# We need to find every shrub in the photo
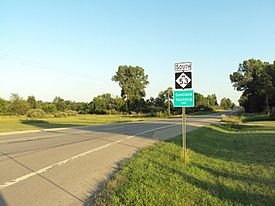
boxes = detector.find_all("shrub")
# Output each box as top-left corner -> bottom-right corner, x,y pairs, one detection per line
106,109 -> 120,115
145,112 -> 157,117
54,111 -> 68,118
221,115 -> 241,123
242,114 -> 274,122
26,108 -> 46,118
156,111 -> 168,117
65,110 -> 78,116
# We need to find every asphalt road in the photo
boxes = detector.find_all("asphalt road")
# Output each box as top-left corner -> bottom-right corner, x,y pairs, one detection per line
0,114 -> 221,206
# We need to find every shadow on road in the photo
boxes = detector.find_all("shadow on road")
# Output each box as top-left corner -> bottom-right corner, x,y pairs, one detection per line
20,120 -> 83,129
0,117 -> 219,164
0,152 -> 84,205
0,194 -> 8,206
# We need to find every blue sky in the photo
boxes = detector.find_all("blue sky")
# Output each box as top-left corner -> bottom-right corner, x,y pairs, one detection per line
1,0 -> 275,104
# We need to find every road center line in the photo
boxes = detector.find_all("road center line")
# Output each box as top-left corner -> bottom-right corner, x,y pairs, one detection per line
0,123 -> 180,190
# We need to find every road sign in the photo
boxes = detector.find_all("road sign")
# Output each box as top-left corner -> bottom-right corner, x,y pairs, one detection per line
175,62 -> 192,72
175,72 -> 192,89
174,62 -> 192,90
173,61 -> 195,164
173,61 -> 194,108
173,90 -> 194,107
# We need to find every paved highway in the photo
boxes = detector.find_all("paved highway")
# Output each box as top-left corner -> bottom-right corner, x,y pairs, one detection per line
0,114 -> 220,206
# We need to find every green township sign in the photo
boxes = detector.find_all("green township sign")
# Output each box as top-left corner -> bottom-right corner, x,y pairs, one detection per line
173,90 -> 194,107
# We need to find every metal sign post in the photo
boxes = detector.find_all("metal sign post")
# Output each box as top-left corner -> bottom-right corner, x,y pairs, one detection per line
173,62 -> 194,164
182,107 -> 187,162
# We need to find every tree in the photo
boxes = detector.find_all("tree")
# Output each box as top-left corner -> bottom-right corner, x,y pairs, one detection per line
114,96 -> 125,112
230,59 -> 275,113
0,98 -> 8,114
112,65 -> 149,113
207,94 -> 218,107
8,93 -> 29,115
27,95 -> 37,109
41,103 -> 57,113
266,62 -> 275,109
93,93 -> 115,114
53,96 -> 67,111
195,93 -> 208,107
158,87 -> 173,115
261,63 -> 275,114
220,98 -> 233,110
70,102 -> 91,114
192,92 -> 214,112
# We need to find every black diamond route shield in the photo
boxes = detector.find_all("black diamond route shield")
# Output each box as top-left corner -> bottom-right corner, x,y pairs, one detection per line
175,72 -> 192,89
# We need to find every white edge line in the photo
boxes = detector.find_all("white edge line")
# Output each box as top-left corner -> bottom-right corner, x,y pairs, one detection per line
0,123 -> 180,190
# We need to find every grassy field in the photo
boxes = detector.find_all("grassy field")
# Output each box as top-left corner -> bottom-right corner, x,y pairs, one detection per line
93,123 -> 275,206
0,114 -> 166,133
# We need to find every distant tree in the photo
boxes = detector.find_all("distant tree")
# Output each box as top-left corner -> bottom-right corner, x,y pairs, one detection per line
230,59 -> 275,113
261,63 -> 275,114
114,96 -> 125,112
265,62 -> 275,110
112,65 -> 149,113
41,103 -> 57,114
72,102 -> 91,114
220,98 -> 233,110
207,94 -> 218,106
53,96 -> 67,111
195,93 -> 208,107
142,97 -> 162,114
158,87 -> 173,115
93,93 -> 115,114
8,93 -> 29,115
154,94 -> 165,108
0,98 -> 8,114
27,95 -> 37,109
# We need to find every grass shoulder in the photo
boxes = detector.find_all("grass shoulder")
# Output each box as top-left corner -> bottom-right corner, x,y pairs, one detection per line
92,123 -> 275,206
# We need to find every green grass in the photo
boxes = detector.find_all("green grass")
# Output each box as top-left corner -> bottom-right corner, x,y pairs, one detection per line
93,124 -> 275,206
221,113 -> 275,125
187,110 -> 218,115
242,114 -> 275,122
0,114 -> 167,133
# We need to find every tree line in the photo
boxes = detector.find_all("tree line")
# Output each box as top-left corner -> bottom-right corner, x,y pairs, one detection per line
0,65 -> 234,117
230,59 -> 275,114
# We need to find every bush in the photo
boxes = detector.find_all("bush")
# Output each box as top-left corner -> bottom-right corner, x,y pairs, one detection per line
242,114 -> 274,122
65,110 -> 78,116
145,112 -> 157,117
94,109 -> 107,114
26,109 -> 46,118
221,115 -> 241,124
54,111 -> 68,118
157,111 -> 168,117
53,110 -> 78,118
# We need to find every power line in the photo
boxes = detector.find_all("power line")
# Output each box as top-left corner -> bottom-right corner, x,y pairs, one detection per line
0,52 -> 110,86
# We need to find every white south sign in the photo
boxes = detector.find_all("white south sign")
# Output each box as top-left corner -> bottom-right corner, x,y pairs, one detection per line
174,62 -> 192,90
